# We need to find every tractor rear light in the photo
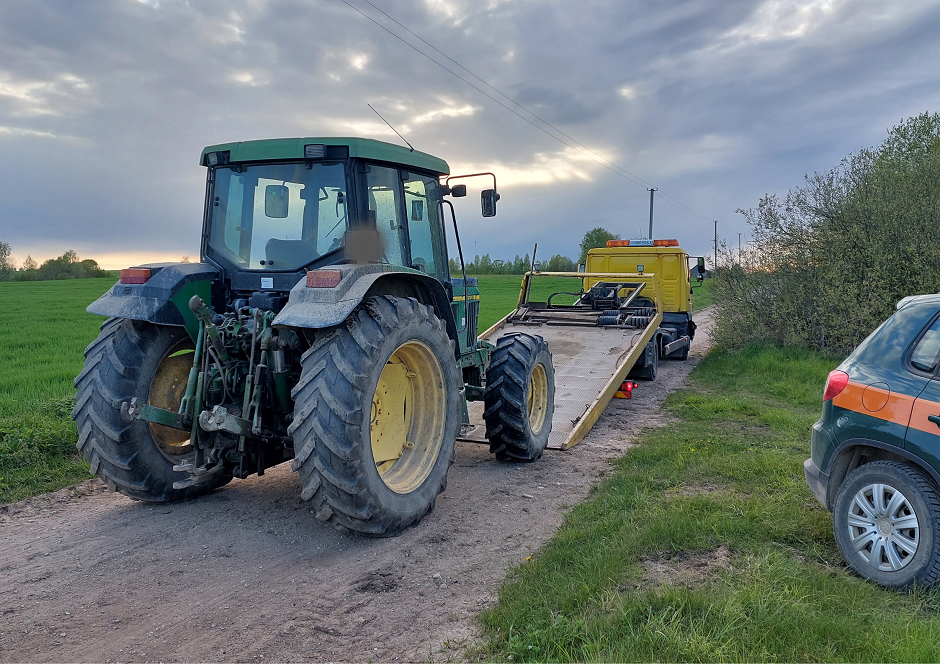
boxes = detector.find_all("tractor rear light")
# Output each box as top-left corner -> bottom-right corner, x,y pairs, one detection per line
120,268 -> 151,284
306,269 -> 342,288
823,370 -> 849,401
204,150 -> 230,167
304,144 -> 326,159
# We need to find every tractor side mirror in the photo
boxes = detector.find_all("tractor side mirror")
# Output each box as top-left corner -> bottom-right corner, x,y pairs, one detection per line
450,184 -> 467,197
265,185 -> 289,218
481,189 -> 500,217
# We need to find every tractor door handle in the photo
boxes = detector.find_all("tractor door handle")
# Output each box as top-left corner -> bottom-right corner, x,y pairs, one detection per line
928,415 -> 940,428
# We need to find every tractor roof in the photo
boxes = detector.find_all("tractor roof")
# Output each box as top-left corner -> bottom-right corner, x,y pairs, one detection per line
199,137 -> 450,175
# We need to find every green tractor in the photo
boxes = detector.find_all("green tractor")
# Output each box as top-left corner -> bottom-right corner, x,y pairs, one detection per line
72,137 -> 555,536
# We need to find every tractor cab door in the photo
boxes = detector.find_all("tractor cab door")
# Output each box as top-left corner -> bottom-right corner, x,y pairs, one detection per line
361,164 -> 448,284
402,171 -> 447,283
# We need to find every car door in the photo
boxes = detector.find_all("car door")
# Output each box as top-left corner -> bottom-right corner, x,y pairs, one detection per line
904,316 -> 940,477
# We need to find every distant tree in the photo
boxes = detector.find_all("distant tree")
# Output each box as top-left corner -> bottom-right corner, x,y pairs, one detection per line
0,241 -> 13,281
181,256 -> 190,263
35,250 -> 110,281
544,254 -> 577,272
22,255 -> 37,270
579,227 -> 619,264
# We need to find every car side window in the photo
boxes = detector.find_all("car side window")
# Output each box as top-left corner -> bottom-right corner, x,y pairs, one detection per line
910,317 -> 940,374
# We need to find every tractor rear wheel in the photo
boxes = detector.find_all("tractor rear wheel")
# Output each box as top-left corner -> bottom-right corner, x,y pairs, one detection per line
289,296 -> 460,536
72,318 -> 230,501
483,333 -> 555,462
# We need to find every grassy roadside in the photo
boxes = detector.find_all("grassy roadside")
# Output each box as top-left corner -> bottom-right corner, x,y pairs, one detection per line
0,279 -> 111,503
480,344 -> 940,662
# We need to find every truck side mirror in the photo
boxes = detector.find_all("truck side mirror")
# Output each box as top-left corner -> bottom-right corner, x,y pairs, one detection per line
481,189 -> 500,217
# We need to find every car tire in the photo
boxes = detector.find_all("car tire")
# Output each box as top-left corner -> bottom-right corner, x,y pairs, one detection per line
833,461 -> 940,589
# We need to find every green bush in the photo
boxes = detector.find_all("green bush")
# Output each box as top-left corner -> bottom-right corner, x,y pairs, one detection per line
714,113 -> 940,354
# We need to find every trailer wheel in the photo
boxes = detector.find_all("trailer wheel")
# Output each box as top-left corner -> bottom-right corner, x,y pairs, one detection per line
289,296 -> 460,537
72,318 -> 230,501
484,333 -> 555,462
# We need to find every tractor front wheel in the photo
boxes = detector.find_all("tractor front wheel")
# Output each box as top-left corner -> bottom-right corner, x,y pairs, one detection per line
289,296 -> 460,536
72,318 -> 230,501
483,333 -> 555,462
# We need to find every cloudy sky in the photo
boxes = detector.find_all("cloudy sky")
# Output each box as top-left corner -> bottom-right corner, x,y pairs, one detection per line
0,0 -> 937,269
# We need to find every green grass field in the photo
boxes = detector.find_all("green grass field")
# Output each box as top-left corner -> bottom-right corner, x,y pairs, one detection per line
0,279 -> 112,502
480,343 -> 940,662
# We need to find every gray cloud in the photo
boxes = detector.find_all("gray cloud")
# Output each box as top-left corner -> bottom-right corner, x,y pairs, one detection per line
0,0 -> 936,267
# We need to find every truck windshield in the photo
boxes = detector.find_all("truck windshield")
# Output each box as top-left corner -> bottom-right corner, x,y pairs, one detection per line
207,162 -> 347,271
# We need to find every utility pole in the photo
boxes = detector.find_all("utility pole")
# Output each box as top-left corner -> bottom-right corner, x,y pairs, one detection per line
713,220 -> 718,269
647,188 -> 657,239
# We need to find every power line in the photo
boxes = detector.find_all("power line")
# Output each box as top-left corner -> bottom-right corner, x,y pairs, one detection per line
340,0 -> 717,224
338,0 -> 648,188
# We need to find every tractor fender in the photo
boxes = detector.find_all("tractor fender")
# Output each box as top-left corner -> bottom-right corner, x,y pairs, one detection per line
273,264 -> 460,358
87,263 -> 218,340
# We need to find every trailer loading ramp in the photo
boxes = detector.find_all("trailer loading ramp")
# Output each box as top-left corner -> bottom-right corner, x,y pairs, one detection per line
458,272 -> 662,451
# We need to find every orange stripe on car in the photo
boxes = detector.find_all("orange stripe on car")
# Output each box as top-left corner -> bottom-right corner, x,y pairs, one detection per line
832,381 -> 917,427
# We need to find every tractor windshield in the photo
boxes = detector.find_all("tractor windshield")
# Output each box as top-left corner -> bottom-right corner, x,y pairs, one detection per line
207,162 -> 348,271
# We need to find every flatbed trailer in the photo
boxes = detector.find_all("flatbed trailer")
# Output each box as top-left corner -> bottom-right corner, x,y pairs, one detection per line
458,271 -> 662,450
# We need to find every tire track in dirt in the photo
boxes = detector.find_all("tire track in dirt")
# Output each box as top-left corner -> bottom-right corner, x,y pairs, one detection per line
0,309 -> 713,663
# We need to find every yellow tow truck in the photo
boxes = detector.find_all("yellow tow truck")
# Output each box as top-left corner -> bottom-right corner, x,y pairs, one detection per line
458,238 -> 704,451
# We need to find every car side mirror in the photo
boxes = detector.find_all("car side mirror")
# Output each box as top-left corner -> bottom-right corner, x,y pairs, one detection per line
481,189 -> 500,217
265,185 -> 289,218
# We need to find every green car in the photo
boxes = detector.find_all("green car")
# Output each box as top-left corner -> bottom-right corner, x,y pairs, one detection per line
805,294 -> 940,589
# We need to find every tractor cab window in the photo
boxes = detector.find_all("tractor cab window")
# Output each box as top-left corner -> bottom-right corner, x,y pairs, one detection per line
207,162 -> 347,270
403,172 -> 445,281
364,165 -> 406,266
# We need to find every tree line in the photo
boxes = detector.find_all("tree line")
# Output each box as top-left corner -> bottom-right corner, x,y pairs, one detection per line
713,112 -> 940,355
0,243 -> 111,282
449,227 -> 620,275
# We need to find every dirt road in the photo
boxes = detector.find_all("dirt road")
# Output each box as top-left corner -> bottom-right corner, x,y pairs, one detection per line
0,310 -> 713,663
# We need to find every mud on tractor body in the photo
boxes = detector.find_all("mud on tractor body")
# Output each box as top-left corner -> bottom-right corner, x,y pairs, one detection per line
73,137 -> 555,537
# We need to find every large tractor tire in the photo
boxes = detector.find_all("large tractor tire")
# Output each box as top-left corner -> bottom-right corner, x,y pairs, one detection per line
483,333 -> 555,462
289,296 -> 461,537
72,318 -> 230,501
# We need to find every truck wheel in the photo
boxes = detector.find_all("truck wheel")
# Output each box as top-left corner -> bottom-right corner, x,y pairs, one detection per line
72,318 -> 230,501
483,333 -> 555,462
833,461 -> 940,589
633,339 -> 659,380
289,296 -> 460,537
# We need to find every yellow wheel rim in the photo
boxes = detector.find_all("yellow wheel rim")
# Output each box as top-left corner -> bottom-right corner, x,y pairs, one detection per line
370,340 -> 446,494
527,363 -> 548,434
148,341 -> 194,458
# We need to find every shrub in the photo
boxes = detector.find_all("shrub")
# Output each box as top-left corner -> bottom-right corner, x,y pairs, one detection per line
714,113 -> 940,355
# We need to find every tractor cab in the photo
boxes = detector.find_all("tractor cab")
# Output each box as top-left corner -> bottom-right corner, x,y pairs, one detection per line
199,138 -> 456,303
